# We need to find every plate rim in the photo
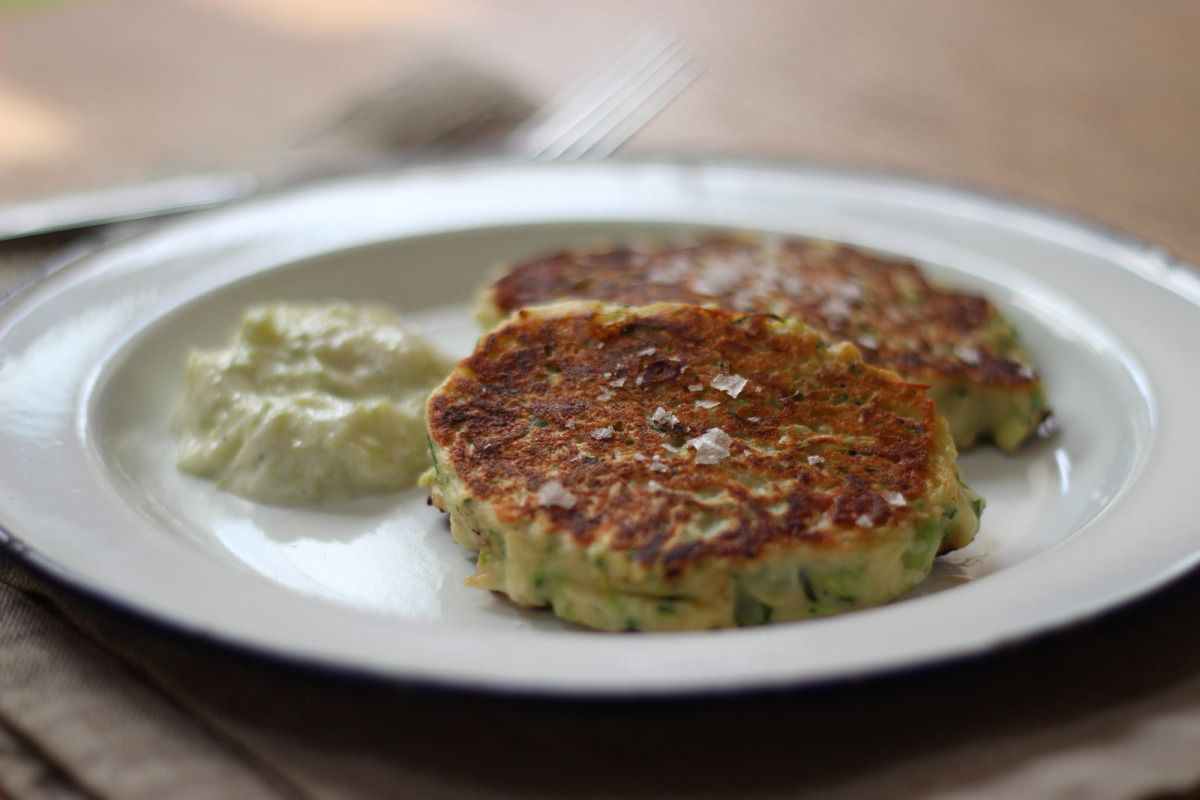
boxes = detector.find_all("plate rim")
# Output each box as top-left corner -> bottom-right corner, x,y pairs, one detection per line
2,155 -> 1198,697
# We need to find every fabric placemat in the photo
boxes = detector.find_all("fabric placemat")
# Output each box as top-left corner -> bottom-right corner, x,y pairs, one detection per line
8,546 -> 1200,800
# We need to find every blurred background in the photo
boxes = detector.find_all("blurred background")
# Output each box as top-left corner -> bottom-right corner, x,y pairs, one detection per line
3,0 -> 1200,258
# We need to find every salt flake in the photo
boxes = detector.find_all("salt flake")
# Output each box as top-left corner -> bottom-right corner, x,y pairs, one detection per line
691,258 -> 745,296
638,347 -> 657,356
687,428 -> 732,465
954,344 -> 982,365
820,298 -> 852,322
647,255 -> 691,285
687,383 -> 704,392
807,455 -> 825,466
694,399 -> 720,409
855,513 -> 874,528
537,480 -> 576,510
652,406 -> 680,428
834,282 -> 864,303
711,374 -> 748,398
591,427 -> 613,440
881,490 -> 907,507
779,274 -> 806,296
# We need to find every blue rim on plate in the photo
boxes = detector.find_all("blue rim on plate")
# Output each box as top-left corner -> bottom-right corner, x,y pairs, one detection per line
0,158 -> 1196,696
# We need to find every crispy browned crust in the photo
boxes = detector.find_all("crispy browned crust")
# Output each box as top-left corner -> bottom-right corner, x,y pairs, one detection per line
427,303 -> 948,571
485,236 -> 1042,392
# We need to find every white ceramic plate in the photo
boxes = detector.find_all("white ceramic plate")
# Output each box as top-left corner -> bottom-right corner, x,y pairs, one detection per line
2,159 -> 1198,696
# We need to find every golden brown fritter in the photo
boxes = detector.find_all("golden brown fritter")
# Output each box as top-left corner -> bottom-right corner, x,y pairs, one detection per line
476,236 -> 1050,451
425,302 -> 982,631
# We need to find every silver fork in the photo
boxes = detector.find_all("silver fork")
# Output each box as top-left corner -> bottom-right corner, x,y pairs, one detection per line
507,28 -> 701,162
0,32 -> 700,242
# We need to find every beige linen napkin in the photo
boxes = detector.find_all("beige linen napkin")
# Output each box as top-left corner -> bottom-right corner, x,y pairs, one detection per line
6,57 -> 1200,800
9,547 -> 1200,800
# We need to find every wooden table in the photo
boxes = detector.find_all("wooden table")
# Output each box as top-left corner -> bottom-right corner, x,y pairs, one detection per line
5,0 -> 1200,263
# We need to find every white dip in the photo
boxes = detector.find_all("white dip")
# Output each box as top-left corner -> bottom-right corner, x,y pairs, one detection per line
173,302 -> 455,505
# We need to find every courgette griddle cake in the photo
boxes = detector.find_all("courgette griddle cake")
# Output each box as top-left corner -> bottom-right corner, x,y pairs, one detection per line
476,237 -> 1049,452
424,302 -> 982,631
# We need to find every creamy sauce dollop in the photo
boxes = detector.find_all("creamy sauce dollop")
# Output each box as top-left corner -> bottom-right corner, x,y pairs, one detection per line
173,302 -> 454,505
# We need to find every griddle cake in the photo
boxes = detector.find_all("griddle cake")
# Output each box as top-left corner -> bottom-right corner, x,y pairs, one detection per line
476,236 -> 1049,451
424,302 -> 982,631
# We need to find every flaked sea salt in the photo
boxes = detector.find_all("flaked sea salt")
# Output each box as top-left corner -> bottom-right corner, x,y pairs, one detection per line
598,387 -> 613,401
646,480 -> 662,491
691,259 -> 745,296
711,373 -> 748,398
779,274 -> 806,296
881,490 -> 907,507
807,455 -> 824,466
646,255 -> 691,285
820,298 -> 852,322
649,461 -> 670,473
638,347 -> 657,356
609,377 -> 626,388
855,513 -> 874,528
687,428 -> 732,465
834,282 -> 864,303
591,426 -> 614,440
694,399 -> 720,409
730,292 -> 761,313
687,383 -> 704,392
954,344 -> 982,365
537,480 -> 576,510
652,406 -> 680,428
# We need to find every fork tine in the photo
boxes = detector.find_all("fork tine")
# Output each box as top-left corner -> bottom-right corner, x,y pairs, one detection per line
555,50 -> 701,161
506,28 -> 699,161
533,41 -> 691,162
513,28 -> 676,143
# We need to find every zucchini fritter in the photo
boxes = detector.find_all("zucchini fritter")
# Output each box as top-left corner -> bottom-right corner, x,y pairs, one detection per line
476,237 -> 1049,451
424,302 -> 982,631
